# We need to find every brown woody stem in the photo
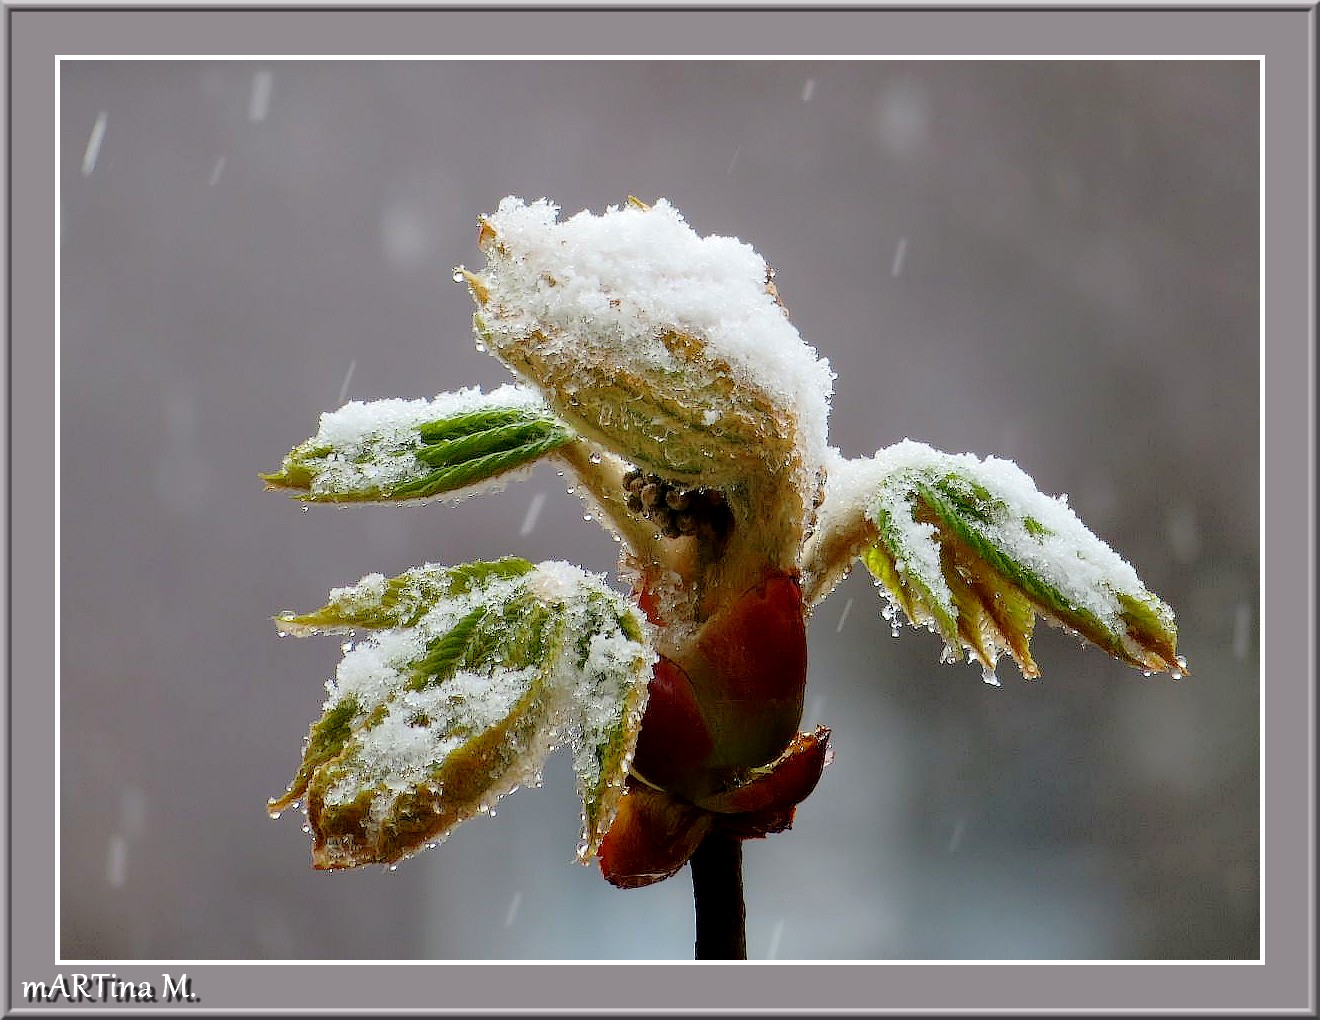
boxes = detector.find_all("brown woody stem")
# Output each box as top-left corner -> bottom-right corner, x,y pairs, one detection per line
689,831 -> 747,959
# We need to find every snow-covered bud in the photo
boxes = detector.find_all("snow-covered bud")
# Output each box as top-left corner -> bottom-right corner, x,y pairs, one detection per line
458,198 -> 835,499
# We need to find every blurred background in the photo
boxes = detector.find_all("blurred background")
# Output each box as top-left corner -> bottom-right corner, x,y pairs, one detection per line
59,59 -> 1258,960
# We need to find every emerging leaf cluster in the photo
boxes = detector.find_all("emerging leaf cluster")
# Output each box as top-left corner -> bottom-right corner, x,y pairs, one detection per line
264,197 -> 1185,879
269,558 -> 652,869
845,446 -> 1181,680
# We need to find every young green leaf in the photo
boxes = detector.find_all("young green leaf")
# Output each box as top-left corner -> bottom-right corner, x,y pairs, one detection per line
260,384 -> 574,504
551,573 -> 654,858
273,558 -> 536,635
268,559 -> 654,869
808,441 -> 1183,679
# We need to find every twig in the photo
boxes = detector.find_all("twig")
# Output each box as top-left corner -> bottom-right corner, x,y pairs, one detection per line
689,831 -> 747,959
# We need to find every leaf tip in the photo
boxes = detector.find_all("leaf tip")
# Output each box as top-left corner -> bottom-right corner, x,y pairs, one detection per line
267,791 -> 296,817
476,215 -> 498,250
456,266 -> 489,305
271,612 -> 300,636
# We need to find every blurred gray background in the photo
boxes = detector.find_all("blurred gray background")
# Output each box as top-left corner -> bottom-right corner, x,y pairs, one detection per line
60,60 -> 1258,960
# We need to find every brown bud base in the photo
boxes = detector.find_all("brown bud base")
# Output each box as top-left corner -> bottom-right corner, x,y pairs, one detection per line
599,564 -> 828,890
596,763 -> 825,890
597,781 -> 712,889
597,730 -> 827,890
628,569 -> 811,799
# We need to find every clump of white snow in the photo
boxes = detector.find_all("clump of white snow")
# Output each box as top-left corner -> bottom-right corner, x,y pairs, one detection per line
475,197 -> 836,481
315,383 -> 542,450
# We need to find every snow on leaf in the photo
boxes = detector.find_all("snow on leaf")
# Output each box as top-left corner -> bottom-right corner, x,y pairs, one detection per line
533,565 -> 654,859
813,441 -> 1182,678
460,197 -> 835,500
273,558 -> 535,636
268,559 -> 653,869
260,384 -> 573,504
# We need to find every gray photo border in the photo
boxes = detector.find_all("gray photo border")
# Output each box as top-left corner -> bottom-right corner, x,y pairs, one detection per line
6,4 -> 1315,1015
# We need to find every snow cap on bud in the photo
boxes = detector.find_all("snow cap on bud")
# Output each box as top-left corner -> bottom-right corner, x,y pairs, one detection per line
459,197 -> 835,497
